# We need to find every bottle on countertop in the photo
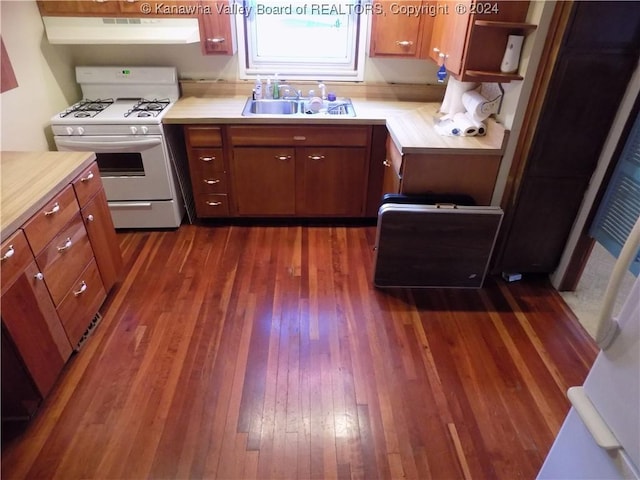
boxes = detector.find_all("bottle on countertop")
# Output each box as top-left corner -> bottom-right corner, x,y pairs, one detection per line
272,73 -> 280,99
254,75 -> 263,100
265,77 -> 273,99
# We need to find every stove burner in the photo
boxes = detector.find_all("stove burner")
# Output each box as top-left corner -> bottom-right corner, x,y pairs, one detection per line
125,98 -> 171,118
60,98 -> 114,118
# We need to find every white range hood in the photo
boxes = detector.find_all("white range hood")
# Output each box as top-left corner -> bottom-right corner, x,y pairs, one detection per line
42,16 -> 201,44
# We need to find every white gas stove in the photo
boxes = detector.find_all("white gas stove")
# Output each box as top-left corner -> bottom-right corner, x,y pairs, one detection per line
52,66 -> 187,229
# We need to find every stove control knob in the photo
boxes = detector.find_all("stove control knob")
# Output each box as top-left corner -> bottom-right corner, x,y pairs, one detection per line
141,126 -> 149,135
77,127 -> 85,135
66,127 -> 74,135
130,126 -> 138,135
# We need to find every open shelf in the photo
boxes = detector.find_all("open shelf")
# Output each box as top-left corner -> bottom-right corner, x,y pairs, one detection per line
474,20 -> 538,33
463,70 -> 524,82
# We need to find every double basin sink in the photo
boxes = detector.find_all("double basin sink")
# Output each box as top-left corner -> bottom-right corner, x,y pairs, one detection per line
242,97 -> 356,117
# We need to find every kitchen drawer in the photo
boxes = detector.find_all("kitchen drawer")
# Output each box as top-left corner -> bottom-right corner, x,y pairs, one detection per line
189,148 -> 226,175
72,162 -> 103,208
196,194 -> 230,217
1,230 -> 33,292
56,259 -> 106,348
228,125 -> 370,147
36,214 -> 93,306
23,185 -> 80,255
186,126 -> 223,147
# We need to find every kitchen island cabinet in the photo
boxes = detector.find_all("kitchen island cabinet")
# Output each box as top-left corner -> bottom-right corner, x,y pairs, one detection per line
1,151 -> 122,420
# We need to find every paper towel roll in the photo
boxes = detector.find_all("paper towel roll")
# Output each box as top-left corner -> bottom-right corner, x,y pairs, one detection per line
453,112 -> 478,137
465,113 -> 487,136
440,77 -> 478,115
462,90 -> 493,123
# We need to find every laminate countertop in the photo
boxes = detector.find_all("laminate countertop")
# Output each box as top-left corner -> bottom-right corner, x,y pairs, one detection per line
1,151 -> 96,243
163,96 -> 508,155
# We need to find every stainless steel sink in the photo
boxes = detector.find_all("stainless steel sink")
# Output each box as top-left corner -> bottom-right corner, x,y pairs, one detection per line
241,97 -> 356,117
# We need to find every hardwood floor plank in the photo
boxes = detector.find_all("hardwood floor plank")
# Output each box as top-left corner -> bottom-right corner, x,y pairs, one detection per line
2,225 -> 598,480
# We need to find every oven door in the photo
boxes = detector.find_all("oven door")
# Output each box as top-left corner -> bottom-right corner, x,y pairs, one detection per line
54,135 -> 173,201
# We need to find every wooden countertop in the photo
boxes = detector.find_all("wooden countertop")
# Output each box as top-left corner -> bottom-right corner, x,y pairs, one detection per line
1,151 -> 96,243
163,96 -> 507,155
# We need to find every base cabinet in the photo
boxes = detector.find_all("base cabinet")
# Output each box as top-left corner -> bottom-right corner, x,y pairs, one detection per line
1,159 -> 121,421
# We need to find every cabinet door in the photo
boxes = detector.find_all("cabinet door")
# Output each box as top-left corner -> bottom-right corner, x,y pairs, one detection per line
82,189 -> 123,292
370,1 -> 424,57
231,147 -> 296,215
298,147 -> 367,216
38,0 -> 120,15
1,261 -> 72,397
429,0 -> 471,75
382,159 -> 401,195
2,328 -> 42,420
199,0 -> 236,54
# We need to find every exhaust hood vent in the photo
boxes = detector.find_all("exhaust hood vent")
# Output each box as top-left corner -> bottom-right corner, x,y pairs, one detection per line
42,16 -> 201,44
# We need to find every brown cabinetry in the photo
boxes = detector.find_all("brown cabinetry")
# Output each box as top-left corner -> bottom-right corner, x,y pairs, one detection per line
369,1 -> 434,58
199,0 -> 237,55
383,136 -> 500,205
185,126 -> 231,217
1,157 -> 122,420
429,0 -> 535,81
228,125 -> 370,217
38,0 -> 199,16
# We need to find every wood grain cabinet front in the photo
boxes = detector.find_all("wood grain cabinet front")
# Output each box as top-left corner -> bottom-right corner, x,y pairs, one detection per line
1,231 -> 72,402
185,126 -> 232,217
370,0 -> 435,58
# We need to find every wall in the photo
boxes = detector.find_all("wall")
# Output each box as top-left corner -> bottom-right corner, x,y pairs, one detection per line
0,0 -> 79,151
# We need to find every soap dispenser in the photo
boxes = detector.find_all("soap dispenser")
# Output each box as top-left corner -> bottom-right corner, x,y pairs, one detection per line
254,75 -> 263,100
272,74 -> 280,99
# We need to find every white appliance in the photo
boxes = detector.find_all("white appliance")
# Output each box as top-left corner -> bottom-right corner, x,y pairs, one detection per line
538,216 -> 640,479
42,16 -> 201,44
52,66 -> 188,229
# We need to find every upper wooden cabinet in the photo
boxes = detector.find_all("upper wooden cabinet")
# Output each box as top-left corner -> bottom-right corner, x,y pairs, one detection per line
199,0 -> 237,55
370,1 -> 434,58
429,0 -> 536,82
37,0 -> 200,17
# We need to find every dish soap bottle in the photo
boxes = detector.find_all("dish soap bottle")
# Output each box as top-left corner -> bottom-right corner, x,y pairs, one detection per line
265,77 -> 273,99
272,74 -> 279,99
254,75 -> 263,100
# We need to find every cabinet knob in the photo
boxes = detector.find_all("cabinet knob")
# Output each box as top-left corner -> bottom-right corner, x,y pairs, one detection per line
308,155 -> 325,161
201,156 -> 215,162
57,237 -> 73,252
80,171 -> 94,182
383,159 -> 392,167
34,272 -> 44,281
86,214 -> 95,222
275,155 -> 292,161
44,202 -> 60,216
1,245 -> 15,261
433,47 -> 448,58
204,179 -> 221,185
206,201 -> 223,207
207,37 -> 226,44
396,40 -> 414,47
74,281 -> 87,296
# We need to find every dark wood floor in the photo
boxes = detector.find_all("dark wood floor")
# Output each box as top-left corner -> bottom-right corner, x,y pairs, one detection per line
2,224 -> 598,479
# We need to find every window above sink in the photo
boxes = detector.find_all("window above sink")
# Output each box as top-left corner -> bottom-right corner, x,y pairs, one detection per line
236,0 -> 370,81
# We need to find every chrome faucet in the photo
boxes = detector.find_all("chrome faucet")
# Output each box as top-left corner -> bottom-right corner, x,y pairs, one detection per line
278,84 -> 301,99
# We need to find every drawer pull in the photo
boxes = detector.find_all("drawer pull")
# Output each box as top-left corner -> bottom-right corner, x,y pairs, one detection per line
383,159 -> 392,167
275,155 -> 292,161
86,214 -> 95,222
207,37 -> 226,44
1,245 -> 15,261
44,202 -> 60,216
74,281 -> 87,296
80,171 -> 94,182
57,237 -> 73,252
204,179 -> 221,185
308,155 -> 325,161
206,201 -> 223,207
396,40 -> 414,47
293,136 -> 307,141
34,272 -> 44,281
201,156 -> 215,162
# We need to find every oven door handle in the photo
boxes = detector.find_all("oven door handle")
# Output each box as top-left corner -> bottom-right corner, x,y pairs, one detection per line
55,138 -> 162,151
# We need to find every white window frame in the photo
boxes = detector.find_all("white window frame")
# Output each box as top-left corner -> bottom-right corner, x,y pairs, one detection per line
235,0 -> 369,81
